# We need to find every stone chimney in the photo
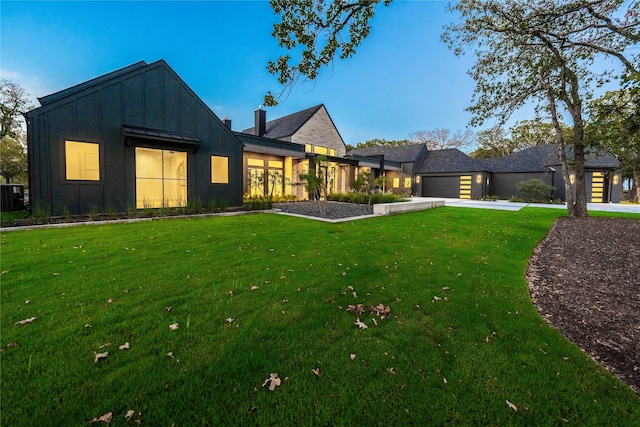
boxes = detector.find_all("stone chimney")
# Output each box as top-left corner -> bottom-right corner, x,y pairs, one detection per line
255,106 -> 266,137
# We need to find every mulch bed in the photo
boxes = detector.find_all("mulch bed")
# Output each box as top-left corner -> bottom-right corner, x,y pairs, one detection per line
527,217 -> 640,394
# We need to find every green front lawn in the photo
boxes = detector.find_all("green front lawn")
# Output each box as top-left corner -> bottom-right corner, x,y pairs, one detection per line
1,208 -> 638,425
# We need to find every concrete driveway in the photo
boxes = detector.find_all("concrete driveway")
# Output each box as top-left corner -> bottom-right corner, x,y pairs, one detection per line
415,197 -> 640,214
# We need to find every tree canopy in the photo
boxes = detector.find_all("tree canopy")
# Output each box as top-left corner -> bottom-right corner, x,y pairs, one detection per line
1,79 -> 32,140
443,0 -> 639,217
588,86 -> 640,201
0,80 -> 31,184
265,0 -> 391,106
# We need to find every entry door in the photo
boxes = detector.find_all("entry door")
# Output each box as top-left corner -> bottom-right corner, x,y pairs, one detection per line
591,172 -> 605,203
459,175 -> 472,199
135,147 -> 187,208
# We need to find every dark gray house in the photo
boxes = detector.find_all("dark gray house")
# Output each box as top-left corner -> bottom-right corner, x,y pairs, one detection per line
25,60 -> 244,214
346,144 -> 428,196
415,148 -> 488,199
476,145 -> 622,202
350,144 -> 622,202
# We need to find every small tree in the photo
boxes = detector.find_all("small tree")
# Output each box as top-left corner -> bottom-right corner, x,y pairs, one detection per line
516,179 -> 555,203
0,134 -> 27,183
352,170 -> 388,205
298,155 -> 330,216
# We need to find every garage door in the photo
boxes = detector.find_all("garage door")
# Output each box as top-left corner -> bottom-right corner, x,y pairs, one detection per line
421,176 -> 461,198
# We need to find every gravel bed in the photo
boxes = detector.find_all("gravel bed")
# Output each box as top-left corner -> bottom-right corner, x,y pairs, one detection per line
273,201 -> 374,219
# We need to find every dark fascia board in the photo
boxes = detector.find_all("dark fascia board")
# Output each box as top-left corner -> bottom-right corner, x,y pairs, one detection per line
234,131 -> 305,154
122,125 -> 201,144
38,61 -> 149,106
306,153 -> 360,166
344,154 -> 402,170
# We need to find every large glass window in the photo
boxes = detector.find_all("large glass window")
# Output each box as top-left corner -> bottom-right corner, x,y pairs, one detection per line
268,160 -> 284,197
65,141 -> 100,181
136,147 -> 187,208
211,156 -> 229,184
247,158 -> 265,197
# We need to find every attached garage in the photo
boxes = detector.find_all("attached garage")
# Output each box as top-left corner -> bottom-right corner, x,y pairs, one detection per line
421,176 -> 464,198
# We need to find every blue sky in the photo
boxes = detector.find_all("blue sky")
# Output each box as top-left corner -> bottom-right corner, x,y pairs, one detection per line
0,1 -> 550,145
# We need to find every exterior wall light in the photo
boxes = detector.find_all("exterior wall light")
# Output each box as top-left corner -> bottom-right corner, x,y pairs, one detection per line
613,174 -> 619,185
475,174 -> 482,184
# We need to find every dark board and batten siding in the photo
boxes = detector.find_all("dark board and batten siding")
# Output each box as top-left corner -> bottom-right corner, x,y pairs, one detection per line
26,60 -> 244,214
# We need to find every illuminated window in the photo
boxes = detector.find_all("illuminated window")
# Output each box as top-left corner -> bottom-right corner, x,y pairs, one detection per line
305,144 -> 312,153
314,146 -> 328,155
65,141 -> 100,180
329,149 -> 336,156
211,156 -> 229,184
136,147 -> 187,208
393,178 -> 400,188
268,160 -> 284,197
404,178 -> 412,188
247,158 -> 265,197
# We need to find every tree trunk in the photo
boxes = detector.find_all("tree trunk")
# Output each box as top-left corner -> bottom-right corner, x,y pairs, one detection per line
538,68 -> 577,216
633,170 -> 640,203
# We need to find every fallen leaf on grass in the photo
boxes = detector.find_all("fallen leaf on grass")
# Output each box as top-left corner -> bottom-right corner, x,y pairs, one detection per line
312,368 -> 320,378
106,298 -> 113,304
7,342 -> 18,348
94,351 -> 109,363
165,306 -> 173,312
124,410 -> 135,421
506,400 -> 518,411
15,317 -> 37,326
370,303 -> 390,319
387,367 -> 396,375
350,354 -> 356,360
355,318 -> 368,329
263,373 -> 281,391
346,304 -> 365,314
119,342 -> 130,350
90,411 -> 112,423
432,296 -> 441,302
250,285 -> 260,291
100,343 -> 111,349
443,377 -> 447,384
169,323 -> 179,330
85,324 -> 92,328
167,352 -> 174,358
226,318 -> 235,323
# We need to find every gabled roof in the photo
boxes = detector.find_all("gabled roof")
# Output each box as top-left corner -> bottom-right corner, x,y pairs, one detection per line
477,145 -> 558,173
416,148 -> 486,173
38,61 -> 149,106
241,105 -> 324,139
346,144 -> 427,163
477,145 -> 620,172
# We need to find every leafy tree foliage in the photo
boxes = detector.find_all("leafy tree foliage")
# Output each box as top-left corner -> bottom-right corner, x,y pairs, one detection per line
409,128 -> 475,151
265,0 -> 391,106
0,134 -> 27,184
471,121 -> 572,158
588,86 -> 640,201
1,79 -> 32,140
0,80 -> 31,184
350,138 -> 412,150
442,0 -> 639,217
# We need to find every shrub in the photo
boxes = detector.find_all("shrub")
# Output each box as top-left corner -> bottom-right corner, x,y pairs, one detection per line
516,179 -> 555,203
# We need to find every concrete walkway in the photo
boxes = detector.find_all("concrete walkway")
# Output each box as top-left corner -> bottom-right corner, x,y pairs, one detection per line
415,197 -> 640,214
